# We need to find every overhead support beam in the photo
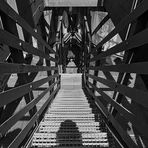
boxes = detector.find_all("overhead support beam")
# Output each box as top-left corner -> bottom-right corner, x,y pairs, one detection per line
44,0 -> 98,7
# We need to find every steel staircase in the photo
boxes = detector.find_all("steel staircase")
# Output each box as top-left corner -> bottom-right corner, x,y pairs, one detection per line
30,74 -> 113,147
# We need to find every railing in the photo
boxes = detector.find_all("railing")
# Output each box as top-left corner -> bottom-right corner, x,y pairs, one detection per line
1,0 -> 148,147
83,0 -> 148,147
0,0 -> 60,147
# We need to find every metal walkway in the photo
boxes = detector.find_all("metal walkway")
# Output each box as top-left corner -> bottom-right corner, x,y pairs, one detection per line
31,74 -> 110,147
1,1 -> 148,147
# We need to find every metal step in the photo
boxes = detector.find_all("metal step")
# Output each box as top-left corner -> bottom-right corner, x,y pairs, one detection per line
31,74 -> 109,147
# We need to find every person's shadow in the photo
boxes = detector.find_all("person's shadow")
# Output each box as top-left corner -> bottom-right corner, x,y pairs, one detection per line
56,120 -> 83,147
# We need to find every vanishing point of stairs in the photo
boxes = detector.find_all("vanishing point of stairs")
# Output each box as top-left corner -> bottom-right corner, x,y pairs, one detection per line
30,74 -> 114,147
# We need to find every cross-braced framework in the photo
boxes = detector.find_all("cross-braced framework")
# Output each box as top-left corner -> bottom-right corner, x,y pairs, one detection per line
0,0 -> 148,147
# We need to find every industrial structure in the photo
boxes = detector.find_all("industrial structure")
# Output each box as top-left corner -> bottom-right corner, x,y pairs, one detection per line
0,0 -> 148,147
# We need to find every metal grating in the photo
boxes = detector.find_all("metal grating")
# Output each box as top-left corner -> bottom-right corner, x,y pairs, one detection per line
31,74 -> 109,147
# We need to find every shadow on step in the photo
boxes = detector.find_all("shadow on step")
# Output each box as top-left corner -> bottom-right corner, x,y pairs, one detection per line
56,120 -> 83,147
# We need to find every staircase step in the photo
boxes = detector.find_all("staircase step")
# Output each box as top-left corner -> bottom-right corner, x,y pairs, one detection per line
31,74 -> 110,147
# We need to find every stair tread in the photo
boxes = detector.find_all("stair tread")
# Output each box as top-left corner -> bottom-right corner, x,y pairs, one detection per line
31,74 -> 110,147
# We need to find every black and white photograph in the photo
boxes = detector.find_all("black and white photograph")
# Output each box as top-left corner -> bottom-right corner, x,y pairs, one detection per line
0,0 -> 148,147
